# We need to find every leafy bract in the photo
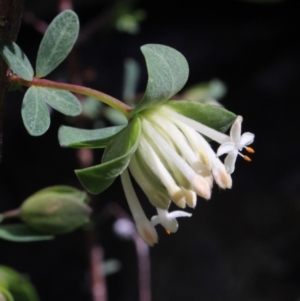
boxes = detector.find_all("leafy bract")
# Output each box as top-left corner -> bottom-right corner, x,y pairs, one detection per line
165,100 -> 236,133
0,224 -> 54,242
58,125 -> 126,148
0,40 -> 34,81
37,87 -> 82,116
36,10 -> 79,78
131,44 -> 189,115
21,86 -> 50,136
76,118 -> 141,194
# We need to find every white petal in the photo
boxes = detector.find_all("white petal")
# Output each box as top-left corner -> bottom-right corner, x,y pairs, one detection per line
150,215 -> 160,227
240,132 -> 255,147
168,210 -> 192,219
230,116 -> 242,144
224,151 -> 238,174
217,142 -> 236,157
151,211 -> 178,233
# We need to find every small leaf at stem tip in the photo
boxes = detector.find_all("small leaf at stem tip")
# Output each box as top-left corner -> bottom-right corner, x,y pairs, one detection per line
58,125 -> 126,148
21,86 -> 50,136
35,10 -> 79,78
131,44 -> 189,115
0,224 -> 54,242
0,40 -> 34,81
35,87 -> 82,116
76,117 -> 141,194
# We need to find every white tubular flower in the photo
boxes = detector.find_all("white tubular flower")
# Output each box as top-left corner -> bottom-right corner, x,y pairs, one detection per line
70,44 -> 256,245
217,116 -> 255,174
120,169 -> 158,246
151,208 -> 192,233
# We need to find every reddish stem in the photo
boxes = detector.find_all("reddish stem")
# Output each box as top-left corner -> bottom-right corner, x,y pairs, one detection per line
9,76 -> 132,118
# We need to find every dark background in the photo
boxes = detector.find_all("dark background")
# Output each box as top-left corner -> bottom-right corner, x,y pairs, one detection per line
1,0 -> 300,300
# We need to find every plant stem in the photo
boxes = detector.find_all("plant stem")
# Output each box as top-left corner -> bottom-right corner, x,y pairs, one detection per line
9,75 -> 133,119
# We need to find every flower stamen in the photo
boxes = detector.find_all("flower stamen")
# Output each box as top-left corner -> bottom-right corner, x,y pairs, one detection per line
245,147 -> 255,153
243,155 -> 252,162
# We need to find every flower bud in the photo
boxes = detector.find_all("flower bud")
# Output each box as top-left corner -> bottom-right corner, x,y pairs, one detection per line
20,186 -> 91,235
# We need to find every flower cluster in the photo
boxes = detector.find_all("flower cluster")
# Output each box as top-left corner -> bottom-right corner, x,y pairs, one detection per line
120,105 -> 254,246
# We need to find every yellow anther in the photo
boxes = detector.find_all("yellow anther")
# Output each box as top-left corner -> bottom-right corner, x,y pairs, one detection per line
245,147 -> 255,154
243,155 -> 252,162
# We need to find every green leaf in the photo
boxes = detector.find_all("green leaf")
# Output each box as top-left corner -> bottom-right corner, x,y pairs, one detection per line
0,215 -> 3,223
104,107 -> 128,125
131,44 -> 189,115
36,87 -> 82,116
21,86 -> 50,136
165,100 -> 236,133
0,40 -> 34,81
76,118 -> 141,194
0,224 -> 54,242
0,265 -> 40,301
58,125 -> 126,148
36,10 -> 79,78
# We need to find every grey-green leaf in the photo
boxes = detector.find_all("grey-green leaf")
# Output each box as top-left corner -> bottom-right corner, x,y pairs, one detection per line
0,224 -> 54,242
0,40 -> 34,81
165,100 -> 236,133
131,44 -> 189,115
37,87 -> 82,116
36,10 -> 79,78
21,86 -> 50,136
76,118 -> 141,194
58,125 -> 126,148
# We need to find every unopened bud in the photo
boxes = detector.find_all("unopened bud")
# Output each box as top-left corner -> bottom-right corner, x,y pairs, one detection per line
20,186 -> 91,235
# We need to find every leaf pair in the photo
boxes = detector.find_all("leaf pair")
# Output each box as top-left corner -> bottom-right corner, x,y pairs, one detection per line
0,10 -> 81,136
0,10 -> 79,80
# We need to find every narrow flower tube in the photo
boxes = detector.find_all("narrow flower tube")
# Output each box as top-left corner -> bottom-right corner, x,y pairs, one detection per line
129,152 -> 170,209
120,169 -> 158,246
138,136 -> 186,208
141,118 -> 212,200
160,106 -> 230,144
